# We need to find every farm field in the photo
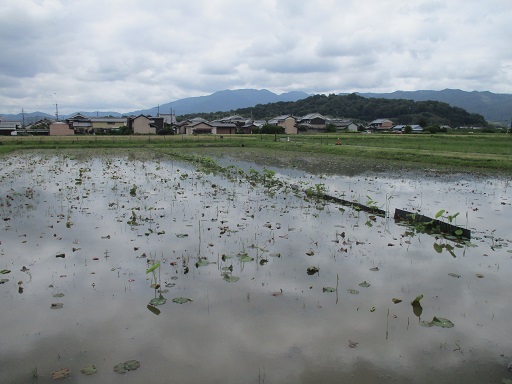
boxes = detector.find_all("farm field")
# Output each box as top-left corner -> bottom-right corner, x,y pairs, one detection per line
1,132 -> 511,173
0,148 -> 511,383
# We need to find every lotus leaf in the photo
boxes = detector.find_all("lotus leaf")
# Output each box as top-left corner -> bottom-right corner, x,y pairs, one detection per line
223,274 -> 239,282
147,305 -> 161,315
195,258 -> 209,267
0,279 -> 8,284
113,363 -> 127,374
359,281 -> 371,288
238,253 -> 254,262
448,273 -> 461,278
412,302 -> 423,318
149,295 -> 167,306
80,364 -> 97,375
51,303 -> 64,309
172,297 -> 193,304
114,360 -> 141,374
431,316 -> 454,328
125,360 -> 141,370
0,269 -> 11,274
392,298 -> 402,304
348,289 -> 359,294
307,266 -> 319,275
176,234 -> 189,238
323,287 -> 336,292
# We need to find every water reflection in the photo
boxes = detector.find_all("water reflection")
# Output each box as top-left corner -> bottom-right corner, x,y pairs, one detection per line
0,150 -> 511,383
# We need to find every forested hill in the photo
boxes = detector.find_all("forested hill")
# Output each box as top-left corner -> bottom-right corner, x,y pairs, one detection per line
234,94 -> 487,127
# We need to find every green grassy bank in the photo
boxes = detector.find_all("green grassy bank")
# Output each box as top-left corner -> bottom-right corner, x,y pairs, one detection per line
1,133 -> 511,174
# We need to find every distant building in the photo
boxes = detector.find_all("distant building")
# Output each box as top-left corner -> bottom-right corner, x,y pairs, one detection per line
90,117 -> 127,133
127,115 -> 164,134
0,120 -> 21,135
393,125 -> 423,133
369,119 -> 394,131
66,113 -> 92,134
268,115 -> 298,134
50,121 -> 74,136
297,113 -> 328,131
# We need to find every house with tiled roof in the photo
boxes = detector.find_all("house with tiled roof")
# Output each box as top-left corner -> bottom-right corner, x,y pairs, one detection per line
368,119 -> 394,131
127,115 -> 164,134
268,115 -> 297,134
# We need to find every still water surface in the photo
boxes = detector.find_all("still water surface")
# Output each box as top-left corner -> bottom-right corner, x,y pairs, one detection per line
0,150 -> 511,383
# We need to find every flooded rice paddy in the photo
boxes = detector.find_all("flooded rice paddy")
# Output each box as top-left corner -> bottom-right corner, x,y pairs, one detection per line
1,149 -> 511,383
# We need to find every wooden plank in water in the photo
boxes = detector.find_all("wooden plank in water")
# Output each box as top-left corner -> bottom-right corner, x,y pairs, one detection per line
394,208 -> 471,239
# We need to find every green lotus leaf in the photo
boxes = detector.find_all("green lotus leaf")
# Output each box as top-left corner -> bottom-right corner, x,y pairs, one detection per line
113,363 -> 127,374
223,274 -> 239,282
172,297 -> 193,304
238,254 -> 254,262
124,360 -> 141,371
80,364 -> 97,375
431,317 -> 454,328
149,295 -> 167,306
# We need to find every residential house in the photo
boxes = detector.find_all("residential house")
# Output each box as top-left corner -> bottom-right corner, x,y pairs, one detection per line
127,115 -> 164,134
66,113 -> 92,134
368,119 -> 394,131
25,119 -> 52,135
90,117 -> 127,133
210,121 -> 238,135
268,115 -> 298,134
392,125 -> 423,133
184,121 -> 215,135
0,120 -> 21,135
175,117 -> 208,134
330,118 -> 358,132
50,121 -> 75,136
296,113 -> 328,132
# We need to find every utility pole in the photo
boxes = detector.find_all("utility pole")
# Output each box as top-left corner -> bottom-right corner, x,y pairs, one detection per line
55,103 -> 59,121
22,109 -> 25,128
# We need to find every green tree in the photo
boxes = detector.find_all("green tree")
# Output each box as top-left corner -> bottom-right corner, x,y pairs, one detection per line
325,123 -> 337,133
260,124 -> 284,134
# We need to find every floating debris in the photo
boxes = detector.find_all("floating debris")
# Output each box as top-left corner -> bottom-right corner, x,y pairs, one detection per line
50,368 -> 70,379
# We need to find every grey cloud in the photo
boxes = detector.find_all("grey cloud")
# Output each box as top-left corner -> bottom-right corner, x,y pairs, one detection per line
1,0 -> 511,114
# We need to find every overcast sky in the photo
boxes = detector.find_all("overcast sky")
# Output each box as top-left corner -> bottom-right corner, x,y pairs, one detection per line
1,0 -> 511,115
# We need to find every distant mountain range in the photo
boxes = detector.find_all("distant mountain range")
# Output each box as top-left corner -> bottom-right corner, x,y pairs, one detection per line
131,89 -> 310,116
1,88 -> 510,123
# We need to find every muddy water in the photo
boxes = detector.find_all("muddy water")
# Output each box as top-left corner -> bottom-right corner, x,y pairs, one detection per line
0,150 -> 511,384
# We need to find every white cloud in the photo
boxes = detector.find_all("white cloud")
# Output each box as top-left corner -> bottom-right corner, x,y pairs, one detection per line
1,0 -> 511,115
